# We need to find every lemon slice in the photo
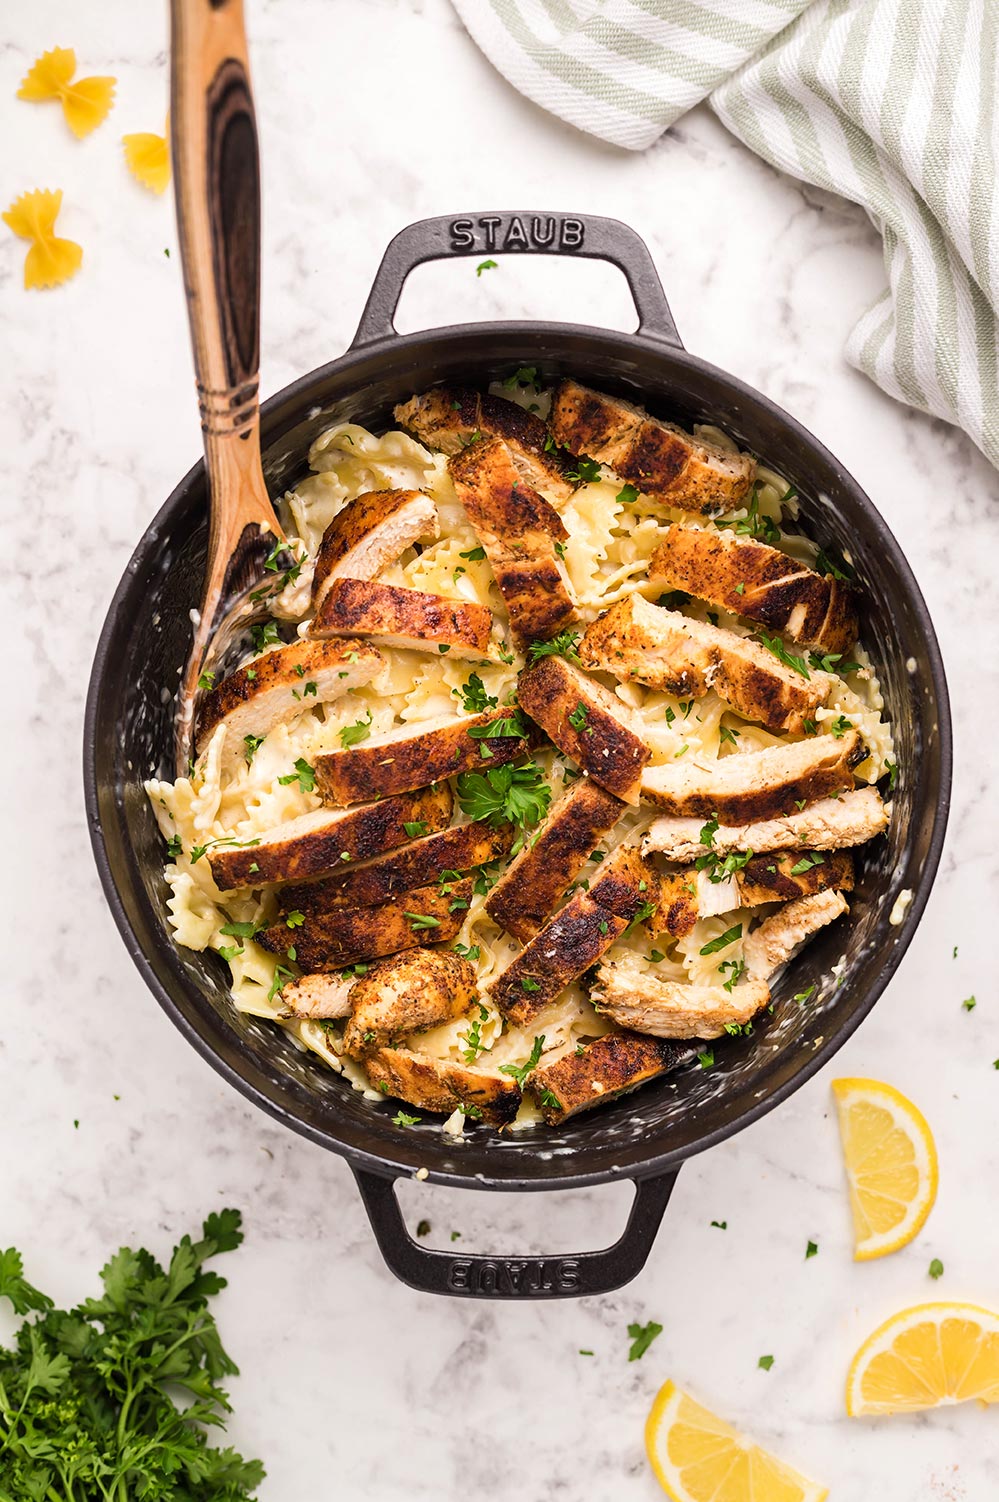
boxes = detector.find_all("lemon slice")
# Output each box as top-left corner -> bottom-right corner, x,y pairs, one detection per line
831,1077 -> 938,1259
847,1302 -> 999,1415
645,1380 -> 828,1502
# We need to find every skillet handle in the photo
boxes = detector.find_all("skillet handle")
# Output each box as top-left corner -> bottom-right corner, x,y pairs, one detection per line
351,1165 -> 679,1299
350,211 -> 683,351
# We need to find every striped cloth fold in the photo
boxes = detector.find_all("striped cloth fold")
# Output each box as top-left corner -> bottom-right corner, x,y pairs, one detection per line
451,0 -> 999,471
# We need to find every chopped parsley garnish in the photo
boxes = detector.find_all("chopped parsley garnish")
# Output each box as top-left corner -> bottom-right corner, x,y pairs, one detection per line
339,711 -> 372,748
284,911 -> 305,929
626,1320 -> 663,1362
197,670 -> 216,691
616,483 -> 640,504
403,821 -> 429,839
453,942 -> 481,962
710,1220 -> 727,1229
806,1240 -> 819,1259
794,984 -> 816,1005
538,1089 -> 561,1110
416,1219 -> 431,1236
499,1035 -> 545,1085
568,702 -> 589,732
242,733 -> 265,765
566,455 -> 602,484
393,1111 -> 421,1126
165,834 -> 183,860
278,757 -> 316,793
466,712 -> 528,741
526,629 -> 581,665
699,924 -> 742,957
719,725 -> 741,746
249,619 -> 281,652
657,591 -> 690,610
502,365 -> 539,388
829,714 -> 854,738
700,815 -> 719,848
459,546 -> 486,562
405,912 -> 442,931
885,760 -> 898,788
456,672 -> 497,713
189,835 -> 260,865
809,650 -> 860,674
219,920 -> 264,940
520,976 -> 541,992
756,629 -> 810,679
962,995 -> 976,1011
815,545 -> 853,581
476,259 -> 498,275
267,965 -> 293,1003
758,1354 -> 775,1372
697,1048 -> 715,1068
456,761 -> 551,829
928,1258 -> 944,1279
716,487 -> 781,545
790,852 -> 824,875
718,958 -> 746,992
623,900 -> 657,938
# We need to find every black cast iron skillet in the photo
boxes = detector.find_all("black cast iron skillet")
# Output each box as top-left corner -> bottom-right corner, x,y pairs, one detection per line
85,209 -> 951,1298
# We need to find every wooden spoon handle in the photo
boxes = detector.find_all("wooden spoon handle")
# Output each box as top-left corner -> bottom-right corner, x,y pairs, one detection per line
169,0 -> 280,545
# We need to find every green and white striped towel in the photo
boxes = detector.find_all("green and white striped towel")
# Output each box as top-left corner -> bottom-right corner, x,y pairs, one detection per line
451,0 -> 999,471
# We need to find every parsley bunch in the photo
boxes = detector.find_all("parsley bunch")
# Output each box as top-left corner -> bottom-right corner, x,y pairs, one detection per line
0,1210 -> 263,1500
456,761 -> 552,830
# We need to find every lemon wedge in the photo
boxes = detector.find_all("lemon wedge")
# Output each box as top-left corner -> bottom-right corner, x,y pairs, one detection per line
645,1380 -> 828,1502
831,1077 -> 938,1259
847,1302 -> 999,1415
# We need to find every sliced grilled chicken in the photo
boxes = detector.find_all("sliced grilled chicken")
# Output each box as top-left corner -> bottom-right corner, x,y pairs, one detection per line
279,972 -> 355,1021
342,948 -> 478,1058
642,786 -> 888,862
641,731 -> 862,823
517,656 -> 650,804
394,385 -> 573,499
310,577 -> 494,660
549,377 -> 755,513
743,889 -> 849,980
311,489 -> 439,611
649,524 -> 858,655
449,437 -> 577,646
258,877 -> 472,971
579,594 -> 830,734
485,778 -> 625,942
196,638 -> 383,775
528,1033 -> 688,1124
314,706 -> 535,805
209,785 -> 453,890
364,1046 -> 521,1126
487,845 -> 659,1026
279,821 -> 515,917
657,853 -> 839,928
592,953 -> 771,1039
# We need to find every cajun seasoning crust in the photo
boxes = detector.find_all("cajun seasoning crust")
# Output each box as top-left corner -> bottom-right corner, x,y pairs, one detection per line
548,378 -> 756,514
579,594 -> 830,734
394,385 -> 574,499
655,872 -> 700,939
258,877 -> 472,971
738,849 -> 855,906
278,822 -> 516,917
640,731 -> 863,824
310,489 -> 439,609
487,846 -> 660,1026
341,948 -> 478,1058
529,1033 -> 688,1123
485,778 -> 625,942
364,1047 -> 522,1126
310,577 -> 494,659
195,637 -> 383,757
649,525 -> 858,655
448,437 -> 577,647
642,786 -> 888,862
209,785 -> 454,890
313,707 -> 537,805
516,656 -> 650,804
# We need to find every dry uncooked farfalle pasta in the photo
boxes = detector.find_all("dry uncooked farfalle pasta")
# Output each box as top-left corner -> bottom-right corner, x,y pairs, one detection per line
123,121 -> 171,194
2,190 -> 82,290
17,46 -> 116,138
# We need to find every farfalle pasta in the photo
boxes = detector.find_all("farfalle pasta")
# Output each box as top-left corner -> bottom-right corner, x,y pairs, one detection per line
2,190 -> 82,290
17,47 -> 115,138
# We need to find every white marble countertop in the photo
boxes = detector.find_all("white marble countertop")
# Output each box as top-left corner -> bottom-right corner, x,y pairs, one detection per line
3,1 -> 998,1498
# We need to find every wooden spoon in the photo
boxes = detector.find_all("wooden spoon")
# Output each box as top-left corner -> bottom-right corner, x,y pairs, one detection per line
169,0 -> 288,772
